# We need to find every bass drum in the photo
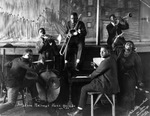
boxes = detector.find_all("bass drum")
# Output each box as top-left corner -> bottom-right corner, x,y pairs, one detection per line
36,69 -> 60,103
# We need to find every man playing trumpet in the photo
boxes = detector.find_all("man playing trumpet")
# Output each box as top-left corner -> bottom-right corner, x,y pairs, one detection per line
106,14 -> 129,48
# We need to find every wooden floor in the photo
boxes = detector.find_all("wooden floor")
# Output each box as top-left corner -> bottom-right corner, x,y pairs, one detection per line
0,104 -> 128,116
0,91 -> 149,116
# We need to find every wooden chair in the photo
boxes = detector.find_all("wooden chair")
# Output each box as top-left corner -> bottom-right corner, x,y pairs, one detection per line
88,92 -> 116,116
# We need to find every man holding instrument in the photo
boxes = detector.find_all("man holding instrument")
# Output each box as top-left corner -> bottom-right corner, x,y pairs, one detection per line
36,28 -> 59,69
0,49 -> 44,114
106,14 -> 129,48
64,12 -> 87,71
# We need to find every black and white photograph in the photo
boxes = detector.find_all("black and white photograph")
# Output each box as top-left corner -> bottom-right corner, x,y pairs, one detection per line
0,0 -> 149,116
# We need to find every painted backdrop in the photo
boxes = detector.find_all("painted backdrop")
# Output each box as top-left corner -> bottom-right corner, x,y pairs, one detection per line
0,0 -> 64,46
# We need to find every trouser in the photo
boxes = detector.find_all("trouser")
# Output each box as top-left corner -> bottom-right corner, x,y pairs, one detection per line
76,41 -> 85,61
23,78 -> 38,99
78,82 -> 103,109
0,87 -> 19,114
118,73 -> 136,111
64,41 -> 84,69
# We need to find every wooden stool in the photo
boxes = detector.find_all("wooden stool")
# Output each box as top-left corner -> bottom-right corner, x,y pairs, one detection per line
88,92 -> 115,116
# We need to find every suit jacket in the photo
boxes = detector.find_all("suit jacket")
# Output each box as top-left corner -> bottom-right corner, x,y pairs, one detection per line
36,35 -> 59,60
4,57 -> 43,88
106,22 -> 129,46
65,21 -> 87,44
89,55 -> 120,94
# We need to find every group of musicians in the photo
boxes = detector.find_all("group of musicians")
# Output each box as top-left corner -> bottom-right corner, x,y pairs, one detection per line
0,11 -> 144,116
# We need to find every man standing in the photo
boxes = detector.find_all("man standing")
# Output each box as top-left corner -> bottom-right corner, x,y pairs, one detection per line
106,14 -> 129,47
0,49 -> 44,114
67,45 -> 120,116
65,12 -> 87,70
36,28 -> 59,69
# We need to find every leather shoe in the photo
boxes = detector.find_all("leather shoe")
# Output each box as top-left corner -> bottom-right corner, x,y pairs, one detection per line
75,67 -> 79,72
67,109 -> 82,116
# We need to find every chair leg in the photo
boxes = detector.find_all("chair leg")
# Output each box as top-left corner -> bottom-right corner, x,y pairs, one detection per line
94,94 -> 102,106
91,94 -> 94,116
112,94 -> 115,116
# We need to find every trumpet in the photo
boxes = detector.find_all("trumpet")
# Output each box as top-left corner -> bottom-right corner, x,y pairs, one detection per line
59,14 -> 82,55
124,12 -> 132,19
118,12 -> 132,22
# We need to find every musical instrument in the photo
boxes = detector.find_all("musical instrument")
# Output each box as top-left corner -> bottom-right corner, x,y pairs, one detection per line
135,86 -> 150,94
123,12 -> 132,20
113,32 -> 124,44
117,12 -> 132,24
59,14 -> 82,55
36,69 -> 60,103
112,32 -> 124,49
32,60 -> 52,63
25,71 -> 38,80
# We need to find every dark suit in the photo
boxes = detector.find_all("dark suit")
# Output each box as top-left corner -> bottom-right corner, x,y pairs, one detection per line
78,55 -> 120,108
5,57 -> 43,88
36,35 -> 59,60
65,20 -> 87,63
0,57 -> 43,114
106,22 -> 129,46
36,35 -> 59,69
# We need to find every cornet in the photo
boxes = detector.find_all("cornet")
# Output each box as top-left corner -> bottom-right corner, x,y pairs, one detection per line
119,12 -> 132,22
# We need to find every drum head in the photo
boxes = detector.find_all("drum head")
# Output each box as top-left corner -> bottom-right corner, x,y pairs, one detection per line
38,70 -> 61,102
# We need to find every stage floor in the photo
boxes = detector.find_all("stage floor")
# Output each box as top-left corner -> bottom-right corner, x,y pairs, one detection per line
0,104 -> 128,116
1,95 -> 150,116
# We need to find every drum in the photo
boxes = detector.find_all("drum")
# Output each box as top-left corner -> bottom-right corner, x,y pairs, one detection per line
36,69 -> 61,103
25,71 -> 38,80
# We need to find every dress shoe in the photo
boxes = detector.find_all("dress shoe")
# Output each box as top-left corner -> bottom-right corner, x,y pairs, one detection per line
75,67 -> 79,72
75,62 -> 80,71
67,109 -> 82,116
65,60 -> 68,64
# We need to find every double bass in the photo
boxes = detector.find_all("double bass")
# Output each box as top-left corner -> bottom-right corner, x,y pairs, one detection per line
26,60 -> 61,103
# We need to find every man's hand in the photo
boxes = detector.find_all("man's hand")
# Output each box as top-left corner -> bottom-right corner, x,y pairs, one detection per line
138,81 -> 144,87
77,29 -> 81,34
87,74 -> 92,78
38,59 -> 44,64
73,31 -> 78,35
115,19 -> 119,26
91,62 -> 97,69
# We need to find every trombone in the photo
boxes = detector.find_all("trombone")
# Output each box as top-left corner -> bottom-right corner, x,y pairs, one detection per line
59,14 -> 82,56
59,35 -> 70,56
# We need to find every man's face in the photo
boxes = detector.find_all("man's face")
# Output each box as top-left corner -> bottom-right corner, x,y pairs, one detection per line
125,42 -> 133,51
24,52 -> 33,61
110,16 -> 117,23
70,15 -> 77,23
100,47 -> 109,58
38,30 -> 44,37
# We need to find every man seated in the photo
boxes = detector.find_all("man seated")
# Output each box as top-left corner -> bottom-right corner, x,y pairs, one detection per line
0,48 -> 44,114
67,45 -> 120,116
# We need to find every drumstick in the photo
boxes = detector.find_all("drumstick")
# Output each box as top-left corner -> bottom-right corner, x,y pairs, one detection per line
32,60 -> 53,63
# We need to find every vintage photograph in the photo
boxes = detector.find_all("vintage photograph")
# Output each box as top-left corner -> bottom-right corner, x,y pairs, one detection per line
0,0 -> 149,116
